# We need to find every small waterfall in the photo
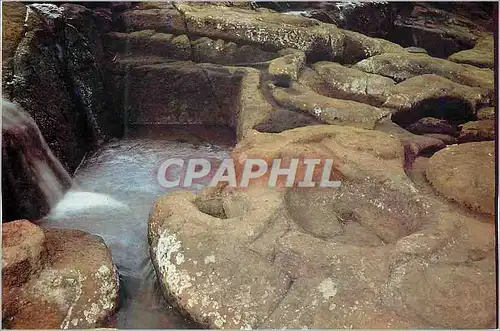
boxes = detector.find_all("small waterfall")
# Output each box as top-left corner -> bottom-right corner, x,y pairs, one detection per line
2,99 -> 73,221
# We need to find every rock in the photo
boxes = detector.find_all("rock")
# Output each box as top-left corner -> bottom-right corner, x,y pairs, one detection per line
175,3 -> 344,61
388,260 -> 496,328
477,106 -> 495,120
2,221 -> 120,329
422,134 -> 457,145
341,29 -> 405,63
391,3 -> 487,58
457,120 -> 495,143
2,100 -> 72,222
109,61 -> 241,127
301,61 -> 395,106
426,141 -> 495,216
268,48 -> 306,87
448,34 -> 494,69
150,125 -> 494,328
354,53 -> 494,89
60,3 -> 123,144
117,7 -> 186,33
2,2 -> 26,63
405,117 -> 458,136
404,47 -> 428,54
191,37 -> 277,65
269,82 -> 389,129
2,220 -> 47,317
254,108 -> 322,133
374,117 -> 446,167
233,67 -> 274,140
383,74 -> 490,126
307,2 -> 393,39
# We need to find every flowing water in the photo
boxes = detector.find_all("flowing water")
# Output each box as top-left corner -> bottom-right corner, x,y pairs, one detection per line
2,100 -> 73,220
37,125 -> 235,328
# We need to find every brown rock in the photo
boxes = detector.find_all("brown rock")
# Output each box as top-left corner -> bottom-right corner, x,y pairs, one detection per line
300,61 -> 395,106
405,117 -> 458,136
458,120 -> 495,143
268,48 -> 306,87
384,74 -> 490,126
477,106 -> 495,120
426,141 -> 495,216
3,225 -> 120,329
448,34 -> 494,69
269,82 -> 389,129
354,53 -> 494,89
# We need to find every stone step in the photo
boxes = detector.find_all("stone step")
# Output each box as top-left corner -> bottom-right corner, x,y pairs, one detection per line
106,59 -> 244,127
104,30 -> 278,65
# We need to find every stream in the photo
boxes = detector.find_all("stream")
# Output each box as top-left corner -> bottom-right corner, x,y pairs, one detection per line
37,125 -> 235,328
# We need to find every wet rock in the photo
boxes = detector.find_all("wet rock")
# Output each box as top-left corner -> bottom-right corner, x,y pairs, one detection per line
61,3 -> 123,144
268,48 -> 306,87
405,117 -> 458,136
301,61 -> 395,106
2,100 -> 72,222
269,82 -> 389,129
458,120 -> 495,143
426,141 -> 495,216
109,61 -> 241,127
354,53 -> 494,89
384,74 -> 490,126
422,134 -> 457,145
7,28 -> 88,172
477,106 -> 495,120
448,34 -> 494,69
2,221 -> 119,329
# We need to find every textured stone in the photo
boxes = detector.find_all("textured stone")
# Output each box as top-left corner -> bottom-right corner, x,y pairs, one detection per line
458,120 -> 495,143
270,82 -> 389,129
354,53 -> 494,89
448,34 -> 494,69
426,141 -> 495,216
2,222 -> 120,329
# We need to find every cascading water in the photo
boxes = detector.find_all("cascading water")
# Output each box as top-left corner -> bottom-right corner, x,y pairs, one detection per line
36,124 -> 235,328
2,99 -> 73,221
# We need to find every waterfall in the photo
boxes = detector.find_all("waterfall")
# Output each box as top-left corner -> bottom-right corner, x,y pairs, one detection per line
2,99 -> 73,221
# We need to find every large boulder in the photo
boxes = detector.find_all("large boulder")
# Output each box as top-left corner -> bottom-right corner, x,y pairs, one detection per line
149,125 -> 495,328
426,141 -> 495,217
299,61 -> 395,106
2,220 -> 120,329
383,74 -> 490,127
457,120 -> 495,143
354,53 -> 494,89
269,82 -> 389,129
448,34 -> 494,69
